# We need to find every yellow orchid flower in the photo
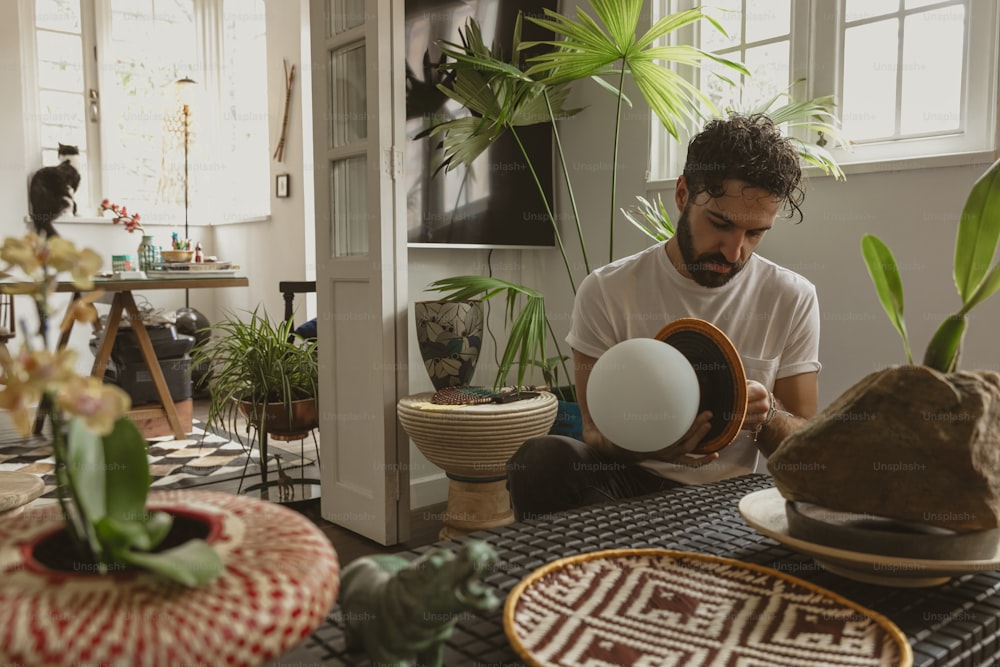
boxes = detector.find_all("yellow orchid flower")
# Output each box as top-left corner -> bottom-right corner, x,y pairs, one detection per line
46,238 -> 102,290
0,234 -> 44,277
60,291 -> 104,334
15,346 -> 79,389
0,374 -> 43,436
55,376 -> 131,436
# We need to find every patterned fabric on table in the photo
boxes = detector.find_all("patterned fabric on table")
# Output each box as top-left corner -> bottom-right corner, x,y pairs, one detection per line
505,549 -> 911,667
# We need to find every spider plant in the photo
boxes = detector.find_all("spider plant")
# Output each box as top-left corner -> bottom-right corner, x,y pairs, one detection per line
191,307 -> 318,483
862,156 -> 1000,372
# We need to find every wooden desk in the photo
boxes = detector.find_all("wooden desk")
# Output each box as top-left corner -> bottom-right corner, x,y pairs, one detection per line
53,274 -> 249,439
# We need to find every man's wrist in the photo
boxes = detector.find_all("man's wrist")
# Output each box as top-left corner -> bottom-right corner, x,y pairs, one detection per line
753,391 -> 776,442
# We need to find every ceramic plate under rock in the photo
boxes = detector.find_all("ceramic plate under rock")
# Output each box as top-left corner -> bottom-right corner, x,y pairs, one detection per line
785,499 -> 1000,560
504,548 -> 911,667
740,488 -> 1000,587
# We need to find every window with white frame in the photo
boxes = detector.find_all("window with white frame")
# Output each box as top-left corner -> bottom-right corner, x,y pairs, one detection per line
650,0 -> 999,182
28,0 -> 269,224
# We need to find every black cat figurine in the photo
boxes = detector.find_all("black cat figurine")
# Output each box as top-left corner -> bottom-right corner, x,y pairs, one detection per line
28,143 -> 82,238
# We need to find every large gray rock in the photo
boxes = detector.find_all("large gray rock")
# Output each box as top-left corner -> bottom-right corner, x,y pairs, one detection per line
769,366 -> 1000,532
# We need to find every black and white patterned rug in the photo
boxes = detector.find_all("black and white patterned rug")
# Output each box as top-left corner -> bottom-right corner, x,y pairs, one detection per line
0,424 -> 318,500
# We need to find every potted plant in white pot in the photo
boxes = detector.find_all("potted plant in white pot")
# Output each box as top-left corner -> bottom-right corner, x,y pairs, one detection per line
422,1 -> 848,432
192,306 -> 320,495
0,233 -> 339,666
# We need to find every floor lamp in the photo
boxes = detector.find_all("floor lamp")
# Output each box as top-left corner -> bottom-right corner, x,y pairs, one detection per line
175,77 -> 196,307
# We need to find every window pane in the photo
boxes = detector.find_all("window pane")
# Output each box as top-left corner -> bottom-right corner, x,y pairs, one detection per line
741,41 -> 790,109
842,19 -> 898,140
845,0 -> 900,23
328,0 -> 365,35
744,0 -> 791,44
701,0 -> 741,53
330,44 -> 367,147
222,0 -> 270,219
331,156 -> 368,257
38,90 -> 86,147
35,0 -> 81,32
699,57 -> 741,116
105,0 -> 197,206
36,31 -> 84,92
900,7 -> 964,134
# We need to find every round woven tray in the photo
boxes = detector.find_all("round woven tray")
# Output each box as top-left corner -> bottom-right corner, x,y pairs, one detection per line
504,548 -> 912,667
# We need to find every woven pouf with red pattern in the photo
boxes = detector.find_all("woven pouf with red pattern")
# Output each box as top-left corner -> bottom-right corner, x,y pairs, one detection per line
0,490 -> 340,666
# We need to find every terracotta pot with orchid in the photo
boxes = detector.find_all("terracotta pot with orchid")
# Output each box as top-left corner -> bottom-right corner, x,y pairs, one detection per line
0,233 -> 221,585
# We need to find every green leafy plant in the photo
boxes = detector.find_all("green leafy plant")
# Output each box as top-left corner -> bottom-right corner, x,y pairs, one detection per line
622,79 -> 849,242
621,193 -> 677,243
724,78 -> 851,180
862,157 -> 1000,372
192,307 -> 318,477
426,2 -> 847,398
425,276 -> 571,393
0,233 -> 221,585
426,1 -> 745,396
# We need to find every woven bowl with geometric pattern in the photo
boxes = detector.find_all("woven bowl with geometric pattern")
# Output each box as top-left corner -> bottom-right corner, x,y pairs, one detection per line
505,548 -> 912,667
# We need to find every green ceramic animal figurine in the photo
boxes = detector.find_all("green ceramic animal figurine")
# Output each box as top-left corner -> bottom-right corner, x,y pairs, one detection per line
338,540 -> 501,666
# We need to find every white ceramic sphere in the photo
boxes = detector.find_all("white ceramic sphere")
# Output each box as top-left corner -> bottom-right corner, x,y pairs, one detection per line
587,338 -> 700,452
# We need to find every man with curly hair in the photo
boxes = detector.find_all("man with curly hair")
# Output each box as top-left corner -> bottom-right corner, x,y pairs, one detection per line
507,113 -> 820,519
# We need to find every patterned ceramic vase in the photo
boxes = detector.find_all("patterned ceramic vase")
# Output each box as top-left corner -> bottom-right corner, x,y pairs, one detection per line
0,490 -> 340,666
137,234 -> 157,271
414,300 -> 484,390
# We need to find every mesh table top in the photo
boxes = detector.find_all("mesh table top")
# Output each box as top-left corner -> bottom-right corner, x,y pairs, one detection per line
272,474 -> 1000,667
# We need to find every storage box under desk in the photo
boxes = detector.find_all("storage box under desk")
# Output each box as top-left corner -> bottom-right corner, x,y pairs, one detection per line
128,399 -> 193,439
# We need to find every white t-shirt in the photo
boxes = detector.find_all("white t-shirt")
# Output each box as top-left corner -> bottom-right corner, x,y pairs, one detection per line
567,242 -> 821,484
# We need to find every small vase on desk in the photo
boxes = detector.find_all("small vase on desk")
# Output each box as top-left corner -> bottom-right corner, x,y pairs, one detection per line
137,235 -> 156,272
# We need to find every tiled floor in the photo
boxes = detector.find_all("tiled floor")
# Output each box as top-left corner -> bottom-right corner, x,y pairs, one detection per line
0,397 -> 444,566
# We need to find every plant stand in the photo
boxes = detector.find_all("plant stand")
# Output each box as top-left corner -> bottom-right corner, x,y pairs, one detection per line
397,391 -> 558,539
238,422 -> 321,505
236,398 -> 320,503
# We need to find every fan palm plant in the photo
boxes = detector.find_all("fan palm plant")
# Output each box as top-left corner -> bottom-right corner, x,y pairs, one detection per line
426,1 -> 847,398
426,1 -> 746,395
623,78 -> 849,242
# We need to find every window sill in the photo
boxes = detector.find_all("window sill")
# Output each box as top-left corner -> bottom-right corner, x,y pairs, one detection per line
646,148 -> 1000,192
22,214 -> 272,227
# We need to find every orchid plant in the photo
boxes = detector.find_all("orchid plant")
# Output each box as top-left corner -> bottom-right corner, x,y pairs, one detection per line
0,233 -> 221,585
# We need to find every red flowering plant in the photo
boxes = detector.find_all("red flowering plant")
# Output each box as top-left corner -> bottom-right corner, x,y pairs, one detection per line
100,199 -> 144,233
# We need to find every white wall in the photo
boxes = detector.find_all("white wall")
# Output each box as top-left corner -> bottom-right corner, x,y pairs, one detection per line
0,3 -> 29,227
5,0 -> 997,508
539,54 -> 1000,411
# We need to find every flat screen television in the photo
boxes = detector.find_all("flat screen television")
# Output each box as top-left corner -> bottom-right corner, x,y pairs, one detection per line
405,0 -> 557,248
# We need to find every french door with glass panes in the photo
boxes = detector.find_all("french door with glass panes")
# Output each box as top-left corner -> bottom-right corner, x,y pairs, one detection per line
309,0 -> 409,545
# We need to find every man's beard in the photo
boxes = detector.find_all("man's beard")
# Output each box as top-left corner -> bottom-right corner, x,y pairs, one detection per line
674,208 -> 747,287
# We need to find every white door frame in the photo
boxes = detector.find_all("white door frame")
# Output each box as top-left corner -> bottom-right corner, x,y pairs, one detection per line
309,0 -> 409,545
